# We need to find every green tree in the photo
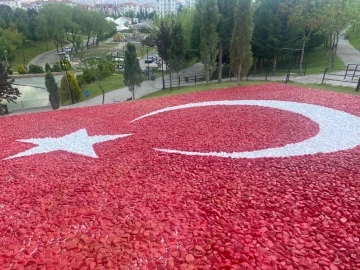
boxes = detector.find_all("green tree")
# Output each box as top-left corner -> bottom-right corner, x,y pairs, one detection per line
60,71 -> 80,102
172,8 -> 195,60
36,4 -> 67,52
13,8 -> 30,39
191,0 -> 206,59
124,10 -> 136,19
322,0 -> 354,68
217,0 -> 236,82
45,62 -> 51,72
27,9 -> 38,41
63,5 -> 82,53
124,43 -> 142,100
141,36 -> 156,47
288,0 -> 327,74
0,26 -> 24,63
155,21 -> 172,87
0,62 -> 21,105
252,0 -> 292,74
200,0 -> 220,83
155,21 -> 172,67
169,22 -> 185,86
45,72 -> 60,109
230,0 -> 254,85
0,5 -> 13,29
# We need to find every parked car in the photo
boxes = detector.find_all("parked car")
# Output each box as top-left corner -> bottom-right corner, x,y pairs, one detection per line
145,57 -> 154,63
63,47 -> 72,53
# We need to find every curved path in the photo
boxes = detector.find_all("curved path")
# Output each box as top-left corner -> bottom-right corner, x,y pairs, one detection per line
289,30 -> 360,86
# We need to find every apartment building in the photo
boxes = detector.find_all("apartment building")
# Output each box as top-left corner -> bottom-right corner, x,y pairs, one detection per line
0,0 -> 21,9
156,0 -> 176,18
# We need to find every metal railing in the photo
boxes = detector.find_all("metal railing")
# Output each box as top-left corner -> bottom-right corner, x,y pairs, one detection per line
344,64 -> 360,80
5,99 -> 50,113
163,73 -> 205,89
322,67 -> 360,91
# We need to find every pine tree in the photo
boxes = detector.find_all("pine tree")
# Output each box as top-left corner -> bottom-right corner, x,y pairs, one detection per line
124,43 -> 143,100
155,21 -> 172,88
155,21 -> 172,68
217,0 -> 237,82
230,0 -> 254,85
169,22 -> 185,87
191,0 -> 206,59
45,72 -> 60,110
60,71 -> 81,102
0,61 -> 21,105
200,0 -> 220,84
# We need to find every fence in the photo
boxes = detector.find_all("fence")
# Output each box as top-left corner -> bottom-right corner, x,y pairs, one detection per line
163,73 -> 205,89
322,65 -> 360,91
160,62 -> 311,89
343,64 -> 360,80
5,99 -> 50,113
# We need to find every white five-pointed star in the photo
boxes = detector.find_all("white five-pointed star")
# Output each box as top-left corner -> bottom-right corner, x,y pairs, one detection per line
5,129 -> 132,160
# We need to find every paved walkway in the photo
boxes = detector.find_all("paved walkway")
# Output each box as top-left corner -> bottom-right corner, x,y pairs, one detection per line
289,30 -> 360,86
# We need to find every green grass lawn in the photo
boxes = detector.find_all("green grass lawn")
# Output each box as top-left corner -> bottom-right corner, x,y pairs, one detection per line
141,81 -> 268,99
61,73 -> 125,105
73,43 -> 120,60
246,45 -> 345,77
141,80 -> 359,100
301,46 -> 345,74
347,25 -> 360,52
12,40 -> 56,69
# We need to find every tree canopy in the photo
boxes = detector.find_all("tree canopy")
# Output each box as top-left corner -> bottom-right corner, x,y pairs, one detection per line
0,61 -> 21,104
124,43 -> 143,100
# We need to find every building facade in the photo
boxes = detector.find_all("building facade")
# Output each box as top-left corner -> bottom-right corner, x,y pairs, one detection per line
183,0 -> 194,9
156,0 -> 176,18
0,0 -> 21,9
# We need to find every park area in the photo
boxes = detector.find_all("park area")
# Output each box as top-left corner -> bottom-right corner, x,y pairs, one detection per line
0,83 -> 359,269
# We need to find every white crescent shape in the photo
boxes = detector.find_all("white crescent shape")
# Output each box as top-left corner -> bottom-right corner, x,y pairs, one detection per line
131,100 -> 360,159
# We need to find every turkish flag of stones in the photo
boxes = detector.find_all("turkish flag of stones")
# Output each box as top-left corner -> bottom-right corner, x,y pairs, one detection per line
0,83 -> 360,269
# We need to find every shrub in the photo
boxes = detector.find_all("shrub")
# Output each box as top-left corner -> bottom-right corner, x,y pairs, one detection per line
28,64 -> 44,74
45,62 -> 51,72
60,71 -> 81,102
76,74 -> 85,87
108,63 -> 115,74
141,35 -> 156,47
52,62 -> 62,72
45,72 -> 60,110
8,69 -> 13,75
83,68 -> 96,84
61,59 -> 71,71
18,65 -> 27,74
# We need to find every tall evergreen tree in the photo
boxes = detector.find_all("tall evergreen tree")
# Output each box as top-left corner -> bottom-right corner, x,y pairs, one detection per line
124,43 -> 142,100
155,21 -> 172,87
0,61 -> 21,108
190,0 -> 206,59
169,22 -> 185,86
155,21 -> 172,68
60,71 -> 80,102
252,0 -> 290,75
230,0 -> 254,85
200,0 -> 220,84
45,72 -> 60,110
217,0 -> 236,82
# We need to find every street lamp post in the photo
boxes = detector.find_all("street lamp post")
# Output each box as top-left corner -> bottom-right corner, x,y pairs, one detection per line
58,52 -> 74,104
147,47 -> 150,80
4,50 -> 8,67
